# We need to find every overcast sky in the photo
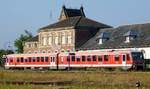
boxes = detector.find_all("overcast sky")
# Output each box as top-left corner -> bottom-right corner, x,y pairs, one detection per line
0,0 -> 150,49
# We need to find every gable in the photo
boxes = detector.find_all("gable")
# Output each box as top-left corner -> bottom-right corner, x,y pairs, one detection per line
59,8 -> 67,21
59,5 -> 85,21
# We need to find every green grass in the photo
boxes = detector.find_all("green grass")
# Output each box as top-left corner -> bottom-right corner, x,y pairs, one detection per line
0,70 -> 150,89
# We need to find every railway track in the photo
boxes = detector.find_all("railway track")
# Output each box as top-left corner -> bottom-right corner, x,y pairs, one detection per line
0,80 -> 73,86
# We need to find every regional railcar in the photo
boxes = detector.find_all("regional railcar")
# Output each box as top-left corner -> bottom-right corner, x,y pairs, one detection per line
4,50 -> 144,70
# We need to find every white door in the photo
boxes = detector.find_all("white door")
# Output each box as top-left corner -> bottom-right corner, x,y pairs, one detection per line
50,56 -> 56,67
122,54 -> 126,66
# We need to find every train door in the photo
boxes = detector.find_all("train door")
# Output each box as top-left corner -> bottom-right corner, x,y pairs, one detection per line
5,57 -> 9,66
50,56 -> 56,67
122,54 -> 126,66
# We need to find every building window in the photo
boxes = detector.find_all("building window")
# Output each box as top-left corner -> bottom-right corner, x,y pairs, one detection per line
28,51 -> 31,54
47,50 -> 51,53
34,43 -> 37,48
67,32 -> 72,44
43,37 -> 47,45
62,33 -> 66,44
28,44 -> 31,48
42,37 -> 47,46
124,30 -> 138,43
55,36 -> 59,45
48,35 -> 52,45
67,36 -> 72,44
34,51 -> 37,54
42,50 -> 46,53
97,32 -> 111,44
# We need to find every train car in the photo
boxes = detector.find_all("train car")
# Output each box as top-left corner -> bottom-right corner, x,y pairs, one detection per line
4,53 -> 57,69
58,50 -> 144,70
4,50 -> 144,70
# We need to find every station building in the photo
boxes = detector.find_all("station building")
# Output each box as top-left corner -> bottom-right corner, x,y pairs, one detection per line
24,6 -> 150,59
23,5 -> 111,53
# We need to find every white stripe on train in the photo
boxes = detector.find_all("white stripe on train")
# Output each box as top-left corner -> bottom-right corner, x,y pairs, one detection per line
5,64 -> 132,68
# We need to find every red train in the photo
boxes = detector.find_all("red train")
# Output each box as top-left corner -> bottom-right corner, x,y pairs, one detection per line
4,50 -> 145,70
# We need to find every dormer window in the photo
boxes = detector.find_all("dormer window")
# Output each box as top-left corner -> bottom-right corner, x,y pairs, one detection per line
124,30 -> 139,43
97,32 -> 111,44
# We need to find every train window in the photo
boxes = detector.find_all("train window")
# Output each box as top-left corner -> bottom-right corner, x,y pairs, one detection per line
17,58 -> 20,62
127,54 -> 130,61
82,56 -> 86,62
21,57 -> 24,62
92,55 -> 97,61
45,57 -> 48,62
67,56 -> 70,62
50,57 -> 53,62
115,55 -> 119,61
10,59 -> 13,63
87,56 -> 91,61
25,59 -> 28,62
76,56 -> 80,62
32,57 -> 36,62
72,56 -> 75,62
123,55 -> 126,61
104,55 -> 108,61
29,57 -> 31,62
98,56 -> 102,62
37,57 -> 40,62
41,57 -> 44,62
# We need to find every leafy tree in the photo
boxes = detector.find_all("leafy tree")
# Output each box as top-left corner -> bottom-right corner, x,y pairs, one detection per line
0,49 -> 14,66
14,30 -> 33,53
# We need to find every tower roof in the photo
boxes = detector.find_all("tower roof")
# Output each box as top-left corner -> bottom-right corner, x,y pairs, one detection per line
59,5 -> 85,21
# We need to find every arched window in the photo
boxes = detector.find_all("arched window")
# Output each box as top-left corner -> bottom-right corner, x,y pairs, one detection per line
48,34 -> 52,45
28,43 -> 31,48
55,36 -> 59,45
34,51 -> 37,54
34,43 -> 37,48
47,50 -> 51,53
62,32 -> 66,44
42,36 -> 47,46
67,32 -> 72,44
28,51 -> 31,54
42,50 -> 46,53
54,33 -> 59,45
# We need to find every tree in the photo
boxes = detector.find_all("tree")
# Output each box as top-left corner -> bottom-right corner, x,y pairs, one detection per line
14,30 -> 33,53
0,49 -> 14,66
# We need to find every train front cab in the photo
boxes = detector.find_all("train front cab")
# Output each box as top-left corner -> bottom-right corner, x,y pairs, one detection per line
131,52 -> 145,70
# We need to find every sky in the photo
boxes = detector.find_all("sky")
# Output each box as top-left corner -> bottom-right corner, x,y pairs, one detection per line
0,0 -> 150,49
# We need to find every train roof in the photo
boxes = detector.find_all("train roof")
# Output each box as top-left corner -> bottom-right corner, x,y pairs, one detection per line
6,53 -> 57,57
5,49 -> 142,57
60,49 -> 142,56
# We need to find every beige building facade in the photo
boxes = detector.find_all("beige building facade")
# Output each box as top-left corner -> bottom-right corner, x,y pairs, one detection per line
24,6 -> 111,53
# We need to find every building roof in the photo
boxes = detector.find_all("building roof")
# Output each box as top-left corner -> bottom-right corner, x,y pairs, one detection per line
26,35 -> 38,42
39,16 -> 112,31
81,23 -> 150,49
